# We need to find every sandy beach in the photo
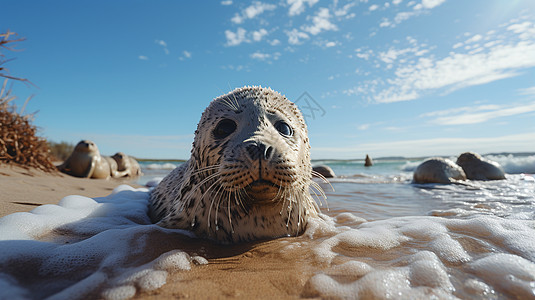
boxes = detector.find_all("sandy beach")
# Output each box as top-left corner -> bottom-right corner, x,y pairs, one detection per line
0,164 -> 314,299
0,165 -> 142,218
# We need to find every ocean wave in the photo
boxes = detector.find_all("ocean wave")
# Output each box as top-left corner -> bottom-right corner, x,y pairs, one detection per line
485,154 -> 535,174
400,155 -> 535,174
142,163 -> 179,170
400,161 -> 421,172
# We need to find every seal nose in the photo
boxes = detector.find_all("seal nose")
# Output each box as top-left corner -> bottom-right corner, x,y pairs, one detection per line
245,143 -> 273,161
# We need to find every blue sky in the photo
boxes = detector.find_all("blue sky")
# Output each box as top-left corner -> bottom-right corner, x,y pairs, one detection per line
3,0 -> 534,159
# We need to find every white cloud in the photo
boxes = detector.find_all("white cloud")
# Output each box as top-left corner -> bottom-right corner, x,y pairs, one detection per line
325,41 -> 337,47
232,1 -> 276,23
138,55 -> 148,60
369,4 -> 379,11
380,0 -> 445,28
393,0 -> 403,4
311,133 -> 535,159
221,0 -> 232,5
334,3 -> 356,18
155,39 -> 170,55
465,34 -> 483,44
269,39 -> 281,46
179,50 -> 192,61
358,124 -> 370,130
420,0 -> 446,9
286,28 -> 310,44
518,86 -> 535,95
252,28 -> 268,41
250,52 -> 271,60
301,8 -> 338,35
250,51 -> 281,62
425,102 -> 535,125
371,37 -> 535,103
355,48 -> 374,60
225,27 -> 248,46
287,0 -> 318,16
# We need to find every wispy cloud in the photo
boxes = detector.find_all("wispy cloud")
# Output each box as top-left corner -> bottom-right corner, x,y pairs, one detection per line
179,50 -> 192,61
286,28 -> 310,45
287,0 -> 318,16
352,19 -> 535,103
221,0 -> 232,5
250,51 -> 281,63
252,28 -> 268,41
518,86 -> 535,96
311,132 -> 535,159
423,102 -> 535,125
379,0 -> 446,28
138,55 -> 148,60
155,39 -> 170,55
225,27 -> 248,46
231,1 -> 276,24
301,8 -> 338,35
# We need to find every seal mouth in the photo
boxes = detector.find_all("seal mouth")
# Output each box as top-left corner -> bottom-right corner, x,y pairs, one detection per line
245,180 -> 280,202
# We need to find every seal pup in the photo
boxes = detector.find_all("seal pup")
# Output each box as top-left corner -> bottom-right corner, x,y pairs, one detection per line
456,152 -> 505,181
112,152 -> 142,177
57,140 -> 111,179
312,165 -> 335,178
149,86 -> 325,243
413,157 -> 467,184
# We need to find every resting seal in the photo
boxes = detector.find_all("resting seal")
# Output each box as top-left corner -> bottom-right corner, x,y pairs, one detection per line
312,165 -> 335,178
456,152 -> 506,181
57,140 -> 112,179
413,157 -> 467,184
112,152 -> 142,177
149,86 -> 322,243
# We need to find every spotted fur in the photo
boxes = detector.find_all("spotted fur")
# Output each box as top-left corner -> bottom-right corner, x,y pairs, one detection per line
149,86 -> 324,243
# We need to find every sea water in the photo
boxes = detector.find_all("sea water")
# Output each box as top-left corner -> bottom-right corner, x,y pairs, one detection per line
1,154 -> 534,299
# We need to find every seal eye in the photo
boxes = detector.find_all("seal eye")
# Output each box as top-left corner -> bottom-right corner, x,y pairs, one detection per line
213,119 -> 237,139
275,121 -> 293,137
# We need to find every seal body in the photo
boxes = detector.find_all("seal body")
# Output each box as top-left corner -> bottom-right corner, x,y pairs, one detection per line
149,86 -> 320,243
413,157 -> 467,184
456,152 -> 505,180
313,165 -> 335,178
57,140 -> 112,179
112,152 -> 142,177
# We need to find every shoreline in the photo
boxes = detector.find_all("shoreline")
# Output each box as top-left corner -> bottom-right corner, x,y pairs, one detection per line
0,164 -> 142,217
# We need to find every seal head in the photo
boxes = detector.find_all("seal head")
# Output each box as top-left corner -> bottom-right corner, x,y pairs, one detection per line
149,86 -> 321,243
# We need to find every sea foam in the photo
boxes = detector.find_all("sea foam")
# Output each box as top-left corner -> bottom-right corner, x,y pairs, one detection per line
1,182 -> 535,299
0,185 -> 205,300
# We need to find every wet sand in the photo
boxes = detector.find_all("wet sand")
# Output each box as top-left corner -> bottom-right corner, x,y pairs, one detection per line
0,164 -> 314,299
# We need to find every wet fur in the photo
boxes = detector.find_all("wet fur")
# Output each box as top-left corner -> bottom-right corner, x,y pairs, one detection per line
149,86 -> 325,243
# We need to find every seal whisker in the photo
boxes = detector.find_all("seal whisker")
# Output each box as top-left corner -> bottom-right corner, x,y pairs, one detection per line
227,191 -> 234,233
201,177 -> 225,228
310,181 -> 329,210
191,164 -> 221,176
311,171 -> 335,192
149,86 -> 319,243
229,91 -> 241,110
188,172 -> 222,220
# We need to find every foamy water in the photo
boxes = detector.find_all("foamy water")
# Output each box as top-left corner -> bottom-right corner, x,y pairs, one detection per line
1,154 -> 534,299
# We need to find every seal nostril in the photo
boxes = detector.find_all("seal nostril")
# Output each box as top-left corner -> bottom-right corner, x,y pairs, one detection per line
264,146 -> 273,160
245,143 -> 273,161
246,144 -> 260,160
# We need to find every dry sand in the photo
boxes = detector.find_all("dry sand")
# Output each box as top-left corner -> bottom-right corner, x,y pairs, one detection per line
0,164 -> 316,299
